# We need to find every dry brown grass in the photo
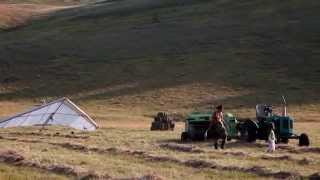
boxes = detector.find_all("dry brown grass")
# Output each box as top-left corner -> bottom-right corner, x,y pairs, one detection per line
1,82 -> 319,126
0,119 -> 318,179
1,91 -> 319,179
0,162 -> 68,180
0,3 -> 77,29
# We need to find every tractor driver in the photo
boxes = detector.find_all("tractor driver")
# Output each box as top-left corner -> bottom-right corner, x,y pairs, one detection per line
208,105 -> 227,149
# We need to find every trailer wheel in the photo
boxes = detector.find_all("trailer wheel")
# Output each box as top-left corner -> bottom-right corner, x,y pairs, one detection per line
245,120 -> 257,143
150,122 -> 157,131
299,133 -> 310,146
227,136 -> 232,141
281,138 -> 289,144
181,132 -> 189,142
170,122 -> 175,131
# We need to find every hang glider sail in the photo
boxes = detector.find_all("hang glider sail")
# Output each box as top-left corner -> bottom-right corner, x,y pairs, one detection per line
0,97 -> 98,131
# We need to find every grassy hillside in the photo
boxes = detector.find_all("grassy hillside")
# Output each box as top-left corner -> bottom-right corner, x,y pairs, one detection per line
0,0 -> 319,119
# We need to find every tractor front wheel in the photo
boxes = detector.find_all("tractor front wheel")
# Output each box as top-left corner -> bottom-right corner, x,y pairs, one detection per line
299,133 -> 310,146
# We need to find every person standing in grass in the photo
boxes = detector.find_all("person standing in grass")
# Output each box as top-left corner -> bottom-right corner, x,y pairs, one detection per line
207,105 -> 227,149
267,126 -> 276,152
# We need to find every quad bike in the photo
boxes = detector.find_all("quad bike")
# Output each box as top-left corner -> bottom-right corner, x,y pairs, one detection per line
150,112 -> 175,131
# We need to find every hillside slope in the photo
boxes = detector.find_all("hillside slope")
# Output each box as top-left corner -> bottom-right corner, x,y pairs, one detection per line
0,0 -> 319,118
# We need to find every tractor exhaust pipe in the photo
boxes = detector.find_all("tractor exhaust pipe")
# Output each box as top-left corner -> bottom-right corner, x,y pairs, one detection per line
282,95 -> 287,116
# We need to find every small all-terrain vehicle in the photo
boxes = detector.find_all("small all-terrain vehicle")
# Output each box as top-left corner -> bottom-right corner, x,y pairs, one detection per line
150,112 -> 175,131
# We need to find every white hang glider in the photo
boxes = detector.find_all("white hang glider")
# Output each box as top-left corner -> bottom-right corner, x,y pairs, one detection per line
0,97 -> 98,131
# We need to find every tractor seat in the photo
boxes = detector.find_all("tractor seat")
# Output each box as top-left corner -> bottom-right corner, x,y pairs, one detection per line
256,104 -> 273,119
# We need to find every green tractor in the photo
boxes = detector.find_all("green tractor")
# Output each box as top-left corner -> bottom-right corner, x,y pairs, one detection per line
242,100 -> 310,146
181,97 -> 310,146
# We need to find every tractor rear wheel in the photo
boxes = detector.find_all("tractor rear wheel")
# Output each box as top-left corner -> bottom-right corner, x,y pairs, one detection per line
181,132 -> 189,142
299,133 -> 310,146
245,120 -> 257,142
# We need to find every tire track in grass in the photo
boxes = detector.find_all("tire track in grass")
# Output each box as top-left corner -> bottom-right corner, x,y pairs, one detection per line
159,143 -> 315,165
0,150 -> 163,180
55,142 -> 305,179
0,135 -> 307,179
276,145 -> 320,154
0,150 -> 110,179
0,132 -> 90,139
